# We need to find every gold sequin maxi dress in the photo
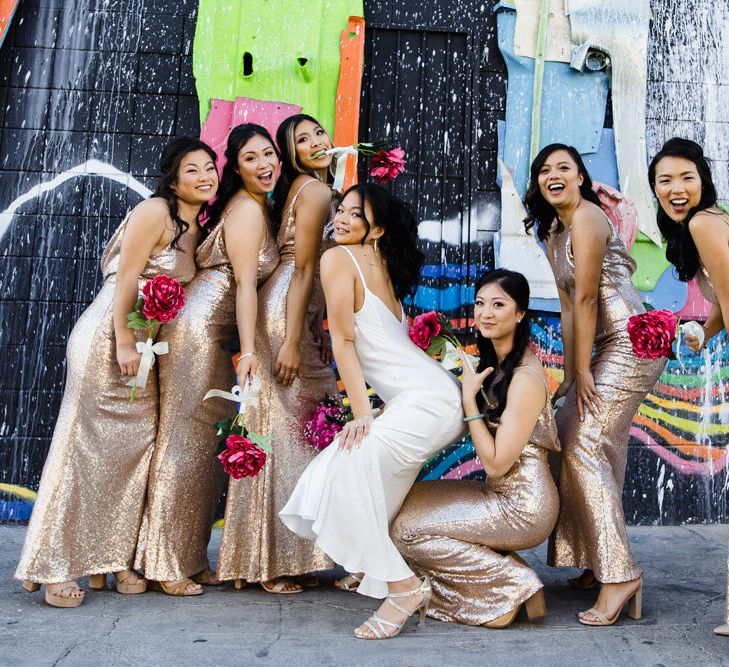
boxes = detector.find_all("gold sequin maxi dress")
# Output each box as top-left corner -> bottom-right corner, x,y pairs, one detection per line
392,352 -> 560,625
136,217 -> 280,582
15,217 -> 197,584
547,222 -> 665,583
693,211 -> 729,626
216,183 -> 337,582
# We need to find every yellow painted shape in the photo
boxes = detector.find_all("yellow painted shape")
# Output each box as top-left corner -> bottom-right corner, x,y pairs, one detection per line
0,483 -> 37,501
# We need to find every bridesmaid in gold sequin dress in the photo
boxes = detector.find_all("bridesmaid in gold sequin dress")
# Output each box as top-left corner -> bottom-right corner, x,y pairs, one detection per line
393,269 -> 560,629
217,114 -> 337,593
648,138 -> 729,637
524,144 -> 664,626
15,138 -> 218,607
137,125 -> 280,596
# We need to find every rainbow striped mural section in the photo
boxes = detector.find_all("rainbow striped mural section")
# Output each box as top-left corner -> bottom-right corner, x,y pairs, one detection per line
419,315 -> 729,482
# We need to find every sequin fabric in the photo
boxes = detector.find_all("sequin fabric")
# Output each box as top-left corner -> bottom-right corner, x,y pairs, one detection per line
15,216 -> 197,584
392,352 -> 560,625
216,182 -> 338,582
547,221 -> 665,582
137,216 -> 279,581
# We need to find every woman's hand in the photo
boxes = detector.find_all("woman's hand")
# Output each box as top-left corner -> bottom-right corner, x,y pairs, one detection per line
551,378 -> 574,407
274,341 -> 301,386
457,349 -> 494,400
337,413 -> 373,452
236,353 -> 259,384
575,369 -> 602,421
684,332 -> 704,353
116,342 -> 142,377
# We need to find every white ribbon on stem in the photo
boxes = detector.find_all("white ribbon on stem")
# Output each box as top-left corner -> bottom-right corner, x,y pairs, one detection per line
323,146 -> 359,192
126,337 -> 168,391
203,376 -> 261,413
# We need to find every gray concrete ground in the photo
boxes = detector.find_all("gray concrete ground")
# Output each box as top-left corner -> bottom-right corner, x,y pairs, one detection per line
1,525 -> 727,666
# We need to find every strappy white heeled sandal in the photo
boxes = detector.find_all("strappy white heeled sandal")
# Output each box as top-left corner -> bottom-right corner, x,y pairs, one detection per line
334,573 -> 362,591
354,576 -> 432,640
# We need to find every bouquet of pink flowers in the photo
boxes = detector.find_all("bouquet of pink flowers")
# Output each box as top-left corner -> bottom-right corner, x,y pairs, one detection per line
126,274 -> 186,400
369,147 -> 407,184
627,309 -> 678,360
314,142 -> 407,190
304,395 -> 352,450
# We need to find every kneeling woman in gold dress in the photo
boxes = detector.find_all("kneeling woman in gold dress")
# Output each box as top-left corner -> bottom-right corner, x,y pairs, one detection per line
15,137 -> 218,607
525,144 -> 664,626
137,124 -> 280,595
392,269 -> 560,629
648,138 -> 729,637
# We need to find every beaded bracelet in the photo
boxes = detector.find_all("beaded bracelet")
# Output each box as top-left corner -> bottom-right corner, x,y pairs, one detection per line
463,413 -> 484,423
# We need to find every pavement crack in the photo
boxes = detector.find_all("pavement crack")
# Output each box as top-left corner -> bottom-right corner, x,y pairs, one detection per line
255,599 -> 283,659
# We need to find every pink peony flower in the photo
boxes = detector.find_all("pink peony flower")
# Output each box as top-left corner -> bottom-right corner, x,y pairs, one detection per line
304,401 -> 345,450
409,311 -> 442,350
369,147 -> 407,183
141,274 -> 185,323
627,309 -> 678,360
218,433 -> 267,479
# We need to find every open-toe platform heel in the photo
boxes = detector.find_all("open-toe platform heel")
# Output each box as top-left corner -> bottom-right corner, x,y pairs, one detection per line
88,574 -> 107,590
260,578 -> 303,595
114,571 -> 147,595
22,580 -> 41,592
578,578 -> 642,627
233,579 -> 247,590
192,568 -> 221,586
148,578 -> 203,596
44,582 -> 85,608
483,589 -> 546,629
354,576 -> 432,640
334,573 -> 362,592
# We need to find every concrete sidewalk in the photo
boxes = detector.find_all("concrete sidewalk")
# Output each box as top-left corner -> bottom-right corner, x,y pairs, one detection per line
1,525 -> 727,666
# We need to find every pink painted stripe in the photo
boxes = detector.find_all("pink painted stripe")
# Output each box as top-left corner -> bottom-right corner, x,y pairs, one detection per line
443,458 -> 483,479
630,426 -> 727,476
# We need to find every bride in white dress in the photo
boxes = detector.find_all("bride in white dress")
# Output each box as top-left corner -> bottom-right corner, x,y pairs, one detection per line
280,184 -> 464,639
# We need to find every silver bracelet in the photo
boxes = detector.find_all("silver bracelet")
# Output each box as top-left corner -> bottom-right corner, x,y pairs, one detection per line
240,352 -> 256,359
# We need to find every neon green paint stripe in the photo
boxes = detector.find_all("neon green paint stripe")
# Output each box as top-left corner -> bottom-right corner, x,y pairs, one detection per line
659,366 -> 729,388
638,404 -> 728,436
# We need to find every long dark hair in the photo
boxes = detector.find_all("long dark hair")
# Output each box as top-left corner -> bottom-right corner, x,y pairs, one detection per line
474,269 -> 531,423
648,137 -> 719,281
271,113 -> 333,234
207,123 -> 279,227
342,183 -> 424,301
523,143 -> 603,241
150,136 -> 217,249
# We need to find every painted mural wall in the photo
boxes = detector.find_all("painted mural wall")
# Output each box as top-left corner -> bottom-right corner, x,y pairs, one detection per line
0,0 -> 727,524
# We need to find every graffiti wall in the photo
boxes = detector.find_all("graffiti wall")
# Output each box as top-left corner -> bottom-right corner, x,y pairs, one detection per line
0,0 -> 727,524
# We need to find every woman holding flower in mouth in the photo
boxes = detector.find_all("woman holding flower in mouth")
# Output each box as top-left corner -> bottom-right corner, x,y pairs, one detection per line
137,124 -> 280,596
648,137 -> 729,637
524,144 -> 664,627
217,114 -> 339,594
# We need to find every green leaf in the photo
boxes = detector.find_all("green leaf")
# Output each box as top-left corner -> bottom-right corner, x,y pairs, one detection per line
213,417 -> 234,432
213,442 -> 226,456
250,432 -> 273,454
425,336 -> 446,358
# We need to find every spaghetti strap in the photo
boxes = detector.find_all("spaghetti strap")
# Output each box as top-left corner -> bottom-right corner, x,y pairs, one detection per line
288,179 -> 319,214
339,246 -> 368,290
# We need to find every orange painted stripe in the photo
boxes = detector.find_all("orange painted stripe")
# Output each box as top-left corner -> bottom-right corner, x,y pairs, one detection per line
0,0 -> 19,46
333,16 -> 365,191
633,414 -> 724,460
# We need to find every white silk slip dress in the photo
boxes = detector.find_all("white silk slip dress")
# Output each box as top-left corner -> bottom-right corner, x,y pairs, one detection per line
279,246 -> 464,598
